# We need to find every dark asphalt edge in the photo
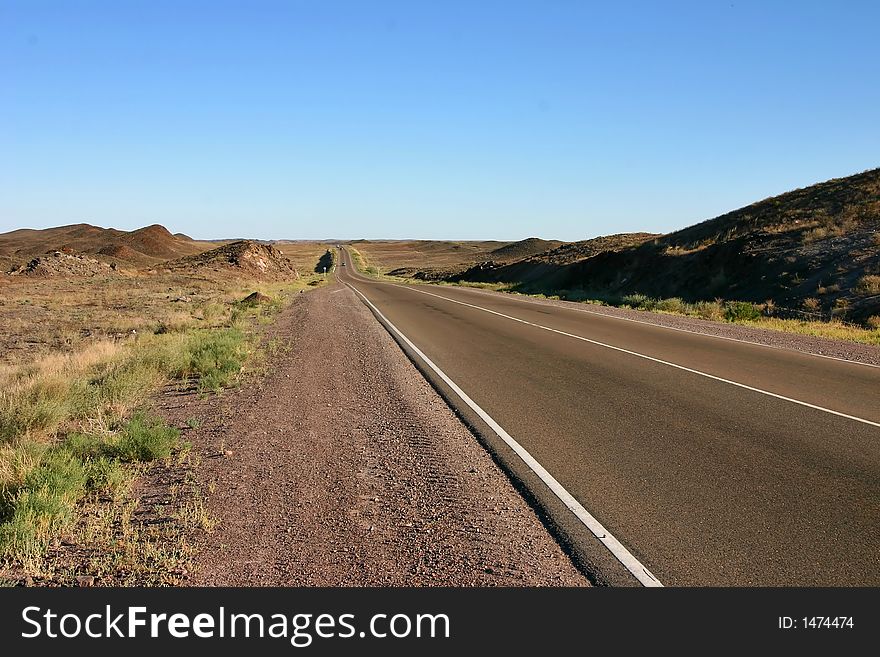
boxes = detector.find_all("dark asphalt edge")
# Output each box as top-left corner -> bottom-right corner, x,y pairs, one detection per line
342,277 -> 642,587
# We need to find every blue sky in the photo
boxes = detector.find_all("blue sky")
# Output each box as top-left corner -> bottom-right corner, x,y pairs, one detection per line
2,1 -> 878,241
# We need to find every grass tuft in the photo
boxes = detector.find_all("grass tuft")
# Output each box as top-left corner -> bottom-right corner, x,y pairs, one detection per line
723,301 -> 762,322
114,414 -> 180,462
0,413 -> 178,563
177,329 -> 249,392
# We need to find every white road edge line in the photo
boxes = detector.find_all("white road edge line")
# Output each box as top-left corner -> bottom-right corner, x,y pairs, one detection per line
393,284 -> 880,429
431,285 -> 880,370
344,280 -> 664,588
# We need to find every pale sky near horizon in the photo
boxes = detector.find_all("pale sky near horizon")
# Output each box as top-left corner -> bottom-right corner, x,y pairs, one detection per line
2,1 -> 879,241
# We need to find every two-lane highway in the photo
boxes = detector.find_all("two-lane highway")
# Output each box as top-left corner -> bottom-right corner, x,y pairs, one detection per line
337,247 -> 880,586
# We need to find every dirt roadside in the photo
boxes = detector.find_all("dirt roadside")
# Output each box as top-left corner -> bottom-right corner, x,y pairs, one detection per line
165,281 -> 588,586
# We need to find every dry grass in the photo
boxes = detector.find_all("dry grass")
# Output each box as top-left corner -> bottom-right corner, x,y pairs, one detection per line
350,240 -> 508,272
0,268 -> 321,366
856,275 -> 880,295
273,241 -> 336,271
0,261 -> 327,578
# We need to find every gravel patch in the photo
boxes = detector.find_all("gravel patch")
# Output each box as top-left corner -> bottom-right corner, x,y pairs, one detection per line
182,284 -> 588,586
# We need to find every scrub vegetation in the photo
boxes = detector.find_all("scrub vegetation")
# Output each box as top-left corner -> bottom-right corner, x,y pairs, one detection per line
0,237 -> 330,580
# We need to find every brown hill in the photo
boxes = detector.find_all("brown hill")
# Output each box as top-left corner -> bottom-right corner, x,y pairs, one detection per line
445,169 -> 880,323
447,233 -> 656,286
489,238 -> 565,262
164,240 -> 299,278
532,233 -> 659,265
120,224 -> 183,259
97,243 -> 142,260
0,223 -> 123,257
0,223 -> 217,268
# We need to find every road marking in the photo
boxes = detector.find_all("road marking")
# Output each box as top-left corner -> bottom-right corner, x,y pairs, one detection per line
434,285 -> 880,370
388,284 -> 880,429
344,279 -> 663,587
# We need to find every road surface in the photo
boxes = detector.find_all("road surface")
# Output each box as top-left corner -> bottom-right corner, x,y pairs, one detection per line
337,247 -> 879,586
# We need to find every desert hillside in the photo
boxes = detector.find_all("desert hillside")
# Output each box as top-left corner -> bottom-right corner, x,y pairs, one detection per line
0,222 -> 219,271
414,169 -> 880,323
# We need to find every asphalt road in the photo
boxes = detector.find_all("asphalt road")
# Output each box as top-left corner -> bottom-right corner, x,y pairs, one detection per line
336,248 -> 880,586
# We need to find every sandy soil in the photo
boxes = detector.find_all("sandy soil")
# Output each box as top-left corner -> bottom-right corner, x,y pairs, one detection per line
180,282 -> 588,586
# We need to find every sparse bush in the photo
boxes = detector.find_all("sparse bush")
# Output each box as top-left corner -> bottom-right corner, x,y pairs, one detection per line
856,275 -> 880,295
724,301 -> 762,322
0,378 -> 70,443
802,297 -> 821,312
113,414 -> 179,462
866,315 -> 880,330
621,293 -> 651,309
82,457 -> 129,499
0,449 -> 87,561
694,300 -> 725,321
197,302 -> 228,325
64,431 -> 113,461
654,297 -> 687,314
802,226 -> 828,243
831,298 -> 850,318
0,413 -> 178,562
177,329 -> 249,392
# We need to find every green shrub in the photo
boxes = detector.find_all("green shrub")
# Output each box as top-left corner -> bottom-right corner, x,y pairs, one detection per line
22,450 -> 88,502
178,329 -> 248,392
724,301 -> 762,322
64,431 -> 113,461
0,412 -> 179,561
621,293 -> 651,309
0,449 -> 87,560
114,414 -> 179,462
654,297 -> 687,314
82,457 -> 129,498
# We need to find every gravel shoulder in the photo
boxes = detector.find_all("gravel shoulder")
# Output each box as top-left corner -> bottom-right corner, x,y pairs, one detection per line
180,282 -> 587,586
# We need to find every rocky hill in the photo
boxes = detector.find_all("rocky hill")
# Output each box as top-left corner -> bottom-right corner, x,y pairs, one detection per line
8,250 -> 119,277
432,169 -> 880,323
163,240 -> 299,278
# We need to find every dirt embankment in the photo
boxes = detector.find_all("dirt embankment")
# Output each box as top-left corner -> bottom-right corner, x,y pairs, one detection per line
168,283 -> 586,585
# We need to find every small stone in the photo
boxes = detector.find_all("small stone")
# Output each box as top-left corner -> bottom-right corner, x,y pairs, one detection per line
224,450 -> 233,457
